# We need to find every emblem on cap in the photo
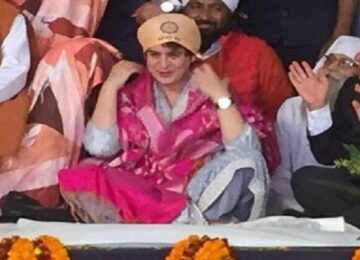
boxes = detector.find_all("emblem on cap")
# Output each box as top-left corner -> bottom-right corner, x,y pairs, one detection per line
160,21 -> 179,34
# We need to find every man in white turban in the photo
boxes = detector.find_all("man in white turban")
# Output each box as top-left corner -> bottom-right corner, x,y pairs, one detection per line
270,36 -> 360,215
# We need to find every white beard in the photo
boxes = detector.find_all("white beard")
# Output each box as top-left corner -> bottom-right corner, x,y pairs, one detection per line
327,77 -> 347,111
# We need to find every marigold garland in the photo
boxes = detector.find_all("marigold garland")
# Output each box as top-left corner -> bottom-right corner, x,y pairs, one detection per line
166,235 -> 235,260
0,235 -> 69,260
353,248 -> 360,260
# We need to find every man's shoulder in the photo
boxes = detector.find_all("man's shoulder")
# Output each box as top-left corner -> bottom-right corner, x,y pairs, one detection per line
220,31 -> 278,65
221,31 -> 270,50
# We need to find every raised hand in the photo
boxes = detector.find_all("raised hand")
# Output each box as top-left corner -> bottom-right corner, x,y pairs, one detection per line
132,2 -> 162,25
91,60 -> 142,128
104,60 -> 143,91
289,61 -> 330,110
190,64 -> 230,102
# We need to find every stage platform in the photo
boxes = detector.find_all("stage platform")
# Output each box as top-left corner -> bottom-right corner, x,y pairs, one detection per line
1,216 -> 360,259
69,246 -> 357,260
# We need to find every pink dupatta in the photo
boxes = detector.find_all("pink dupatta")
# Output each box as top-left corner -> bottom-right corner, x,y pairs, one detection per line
59,71 -> 224,223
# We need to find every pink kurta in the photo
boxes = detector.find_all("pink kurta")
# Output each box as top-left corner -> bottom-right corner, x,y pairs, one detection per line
59,71 -> 224,223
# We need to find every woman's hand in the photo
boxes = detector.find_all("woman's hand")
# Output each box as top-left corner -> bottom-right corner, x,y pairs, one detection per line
91,60 -> 142,129
191,64 -> 246,143
103,60 -> 143,91
289,61 -> 330,111
191,64 -> 230,102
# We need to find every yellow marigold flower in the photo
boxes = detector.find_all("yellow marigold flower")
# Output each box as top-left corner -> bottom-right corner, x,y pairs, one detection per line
33,246 -> 42,256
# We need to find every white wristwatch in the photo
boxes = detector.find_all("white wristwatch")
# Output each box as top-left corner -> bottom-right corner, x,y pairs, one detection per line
160,0 -> 182,13
215,96 -> 233,110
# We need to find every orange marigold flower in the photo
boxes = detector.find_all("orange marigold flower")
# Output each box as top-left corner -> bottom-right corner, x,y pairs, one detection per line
166,235 -> 234,260
0,235 -> 69,260
37,235 -> 70,260
166,235 -> 203,260
352,248 -> 360,260
194,239 -> 234,260
7,237 -> 37,260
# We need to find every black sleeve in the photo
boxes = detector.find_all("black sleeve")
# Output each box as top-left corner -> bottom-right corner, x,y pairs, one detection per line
308,77 -> 360,165
308,127 -> 348,165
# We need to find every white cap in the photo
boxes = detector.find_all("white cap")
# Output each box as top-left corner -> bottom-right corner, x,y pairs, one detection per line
182,0 -> 239,12
314,36 -> 360,72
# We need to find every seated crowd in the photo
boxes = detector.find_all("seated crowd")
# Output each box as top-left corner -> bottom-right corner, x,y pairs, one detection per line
0,0 -> 360,228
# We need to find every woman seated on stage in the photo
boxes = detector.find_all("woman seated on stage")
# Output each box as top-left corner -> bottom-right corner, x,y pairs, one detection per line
58,13 -> 268,224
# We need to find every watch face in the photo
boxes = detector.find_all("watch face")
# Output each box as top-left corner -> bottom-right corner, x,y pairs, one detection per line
217,97 -> 232,109
160,1 -> 174,13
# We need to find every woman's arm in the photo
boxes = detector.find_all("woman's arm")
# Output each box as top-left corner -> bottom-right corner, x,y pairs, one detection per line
83,60 -> 142,155
91,60 -> 142,129
191,64 -> 246,143
83,121 -> 121,157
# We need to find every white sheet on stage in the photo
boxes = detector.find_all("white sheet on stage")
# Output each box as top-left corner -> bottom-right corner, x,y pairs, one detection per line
0,216 -> 359,247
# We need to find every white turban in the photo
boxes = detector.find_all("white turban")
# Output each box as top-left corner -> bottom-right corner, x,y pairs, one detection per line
313,35 -> 360,110
314,36 -> 360,72
182,0 -> 239,12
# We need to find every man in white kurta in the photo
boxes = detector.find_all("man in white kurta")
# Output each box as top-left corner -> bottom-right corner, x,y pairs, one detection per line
269,36 -> 360,214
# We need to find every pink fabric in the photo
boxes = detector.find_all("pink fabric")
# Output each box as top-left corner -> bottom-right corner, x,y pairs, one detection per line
0,1 -> 116,207
0,38 -> 120,207
59,71 -> 224,223
8,0 -> 108,56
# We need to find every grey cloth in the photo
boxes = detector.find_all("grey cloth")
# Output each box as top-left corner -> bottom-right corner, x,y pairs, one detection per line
185,133 -> 266,223
153,81 -> 190,123
204,168 -> 254,221
83,121 -> 121,157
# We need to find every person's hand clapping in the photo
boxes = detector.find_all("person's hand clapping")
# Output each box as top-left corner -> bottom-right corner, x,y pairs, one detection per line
289,61 -> 330,110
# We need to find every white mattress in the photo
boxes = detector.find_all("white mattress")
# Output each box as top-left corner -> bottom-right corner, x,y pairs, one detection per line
0,216 -> 359,247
